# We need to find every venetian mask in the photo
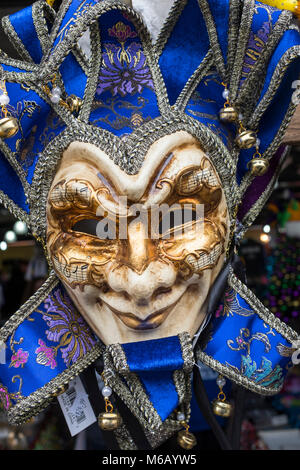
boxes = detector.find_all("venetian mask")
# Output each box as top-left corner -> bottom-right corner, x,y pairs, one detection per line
1,0 -> 300,443
46,131 -> 229,344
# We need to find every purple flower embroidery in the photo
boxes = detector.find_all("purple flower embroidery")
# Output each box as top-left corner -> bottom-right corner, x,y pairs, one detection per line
35,339 -> 57,369
96,41 -> 154,97
108,21 -> 137,42
9,349 -> 29,368
42,290 -> 96,367
0,383 -> 11,410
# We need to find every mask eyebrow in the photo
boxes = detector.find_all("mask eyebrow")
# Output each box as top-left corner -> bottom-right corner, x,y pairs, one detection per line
48,179 -> 93,209
48,178 -> 128,220
97,171 -> 119,200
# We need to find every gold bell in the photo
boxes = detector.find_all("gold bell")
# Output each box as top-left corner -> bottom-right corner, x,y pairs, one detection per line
177,429 -> 197,450
66,95 -> 82,114
177,420 -> 197,450
219,106 -> 238,123
235,129 -> 257,149
98,381 -> 122,431
212,398 -> 233,418
248,156 -> 269,176
212,376 -> 233,417
0,117 -> 19,139
98,411 -> 122,431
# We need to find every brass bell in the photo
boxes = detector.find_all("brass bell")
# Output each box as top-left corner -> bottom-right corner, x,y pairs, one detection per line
0,117 -> 19,139
177,429 -> 197,450
248,157 -> 269,176
66,95 -> 82,114
219,106 -> 238,123
98,411 -> 122,431
212,398 -> 233,418
235,129 -> 257,149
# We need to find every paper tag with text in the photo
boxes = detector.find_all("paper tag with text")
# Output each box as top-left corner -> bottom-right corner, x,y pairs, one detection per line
57,376 -> 97,437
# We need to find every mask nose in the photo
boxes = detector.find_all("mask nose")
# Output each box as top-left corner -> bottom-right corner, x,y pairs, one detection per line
107,260 -> 177,305
106,219 -> 177,304
118,219 -> 156,274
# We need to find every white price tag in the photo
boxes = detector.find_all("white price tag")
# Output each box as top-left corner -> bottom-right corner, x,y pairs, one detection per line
57,376 -> 97,437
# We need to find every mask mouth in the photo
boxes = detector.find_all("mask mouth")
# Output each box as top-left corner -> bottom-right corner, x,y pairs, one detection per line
98,294 -> 184,330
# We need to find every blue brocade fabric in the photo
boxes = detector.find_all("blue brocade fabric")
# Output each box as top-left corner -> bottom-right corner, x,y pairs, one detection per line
0,278 -> 99,413
89,10 -> 160,136
201,288 -> 294,392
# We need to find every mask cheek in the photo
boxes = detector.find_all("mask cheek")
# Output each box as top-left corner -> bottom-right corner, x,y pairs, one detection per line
48,231 -> 117,288
159,219 -> 226,276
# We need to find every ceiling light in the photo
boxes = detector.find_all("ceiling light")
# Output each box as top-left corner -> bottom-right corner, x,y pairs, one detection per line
13,220 -> 28,235
0,241 -> 7,251
260,233 -> 270,243
4,230 -> 17,243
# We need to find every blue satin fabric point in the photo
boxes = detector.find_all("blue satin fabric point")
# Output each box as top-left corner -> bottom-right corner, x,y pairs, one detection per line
9,5 -> 43,63
122,336 -> 185,421
159,0 -> 209,106
52,0 -> 99,52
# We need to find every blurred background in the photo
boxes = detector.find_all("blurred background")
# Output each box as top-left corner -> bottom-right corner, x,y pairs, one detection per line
0,0 -> 300,452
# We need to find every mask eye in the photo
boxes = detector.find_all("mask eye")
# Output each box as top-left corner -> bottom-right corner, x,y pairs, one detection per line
71,219 -> 100,237
71,217 -> 117,240
159,206 -> 201,238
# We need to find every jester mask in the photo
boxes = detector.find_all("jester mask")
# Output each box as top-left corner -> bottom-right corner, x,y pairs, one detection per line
0,0 -> 300,450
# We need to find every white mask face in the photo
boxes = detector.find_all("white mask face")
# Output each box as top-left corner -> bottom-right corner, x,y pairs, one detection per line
47,131 -> 229,344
